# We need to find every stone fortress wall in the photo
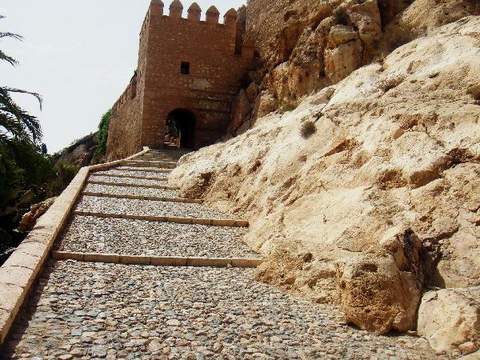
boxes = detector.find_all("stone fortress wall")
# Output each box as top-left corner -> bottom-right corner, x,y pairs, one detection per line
107,0 -> 254,160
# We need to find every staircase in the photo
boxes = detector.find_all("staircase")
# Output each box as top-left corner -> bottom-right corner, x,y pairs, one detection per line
1,150 -> 436,359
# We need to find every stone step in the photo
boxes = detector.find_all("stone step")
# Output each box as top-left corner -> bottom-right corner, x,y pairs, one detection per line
52,252 -> 262,268
115,166 -> 172,174
75,195 -> 240,222
4,261 -> 430,359
72,211 -> 249,227
81,192 -> 201,204
137,153 -> 184,160
122,160 -> 177,169
87,180 -> 178,190
83,183 -> 179,199
89,175 -> 168,188
91,172 -> 168,181
57,215 -> 256,259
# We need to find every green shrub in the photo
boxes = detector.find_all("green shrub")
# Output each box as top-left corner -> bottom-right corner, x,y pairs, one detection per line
47,161 -> 80,196
93,110 -> 111,161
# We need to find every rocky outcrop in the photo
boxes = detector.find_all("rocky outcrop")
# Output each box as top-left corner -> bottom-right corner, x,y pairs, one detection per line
379,0 -> 480,54
55,132 -> 98,167
231,0 -> 480,133
171,16 -> 480,343
418,287 -> 480,355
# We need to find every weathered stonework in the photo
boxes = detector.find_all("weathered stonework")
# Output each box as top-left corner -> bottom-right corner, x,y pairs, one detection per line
107,1 -> 254,160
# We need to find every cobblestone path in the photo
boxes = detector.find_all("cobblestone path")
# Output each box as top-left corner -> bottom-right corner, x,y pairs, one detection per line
1,150 -> 437,359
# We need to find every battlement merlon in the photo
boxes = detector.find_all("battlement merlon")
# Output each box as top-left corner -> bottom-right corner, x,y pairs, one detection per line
148,0 -> 238,27
143,1 -> 252,58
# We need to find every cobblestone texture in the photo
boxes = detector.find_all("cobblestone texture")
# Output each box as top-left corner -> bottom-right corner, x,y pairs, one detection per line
115,166 -> 172,173
1,150 -> 439,359
3,261 -> 437,360
57,215 -> 258,258
89,175 -> 168,187
76,196 -> 236,220
92,169 -> 169,179
83,183 -> 178,199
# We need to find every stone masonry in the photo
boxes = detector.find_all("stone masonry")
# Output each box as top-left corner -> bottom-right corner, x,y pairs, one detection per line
106,0 -> 254,160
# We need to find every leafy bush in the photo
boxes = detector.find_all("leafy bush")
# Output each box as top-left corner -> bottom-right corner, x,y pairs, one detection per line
48,161 -> 80,195
0,16 -> 80,257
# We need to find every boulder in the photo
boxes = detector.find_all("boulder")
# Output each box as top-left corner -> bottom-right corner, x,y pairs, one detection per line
418,287 -> 480,355
336,229 -> 423,334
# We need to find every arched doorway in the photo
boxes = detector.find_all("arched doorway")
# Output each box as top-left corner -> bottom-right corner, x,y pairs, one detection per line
164,109 -> 196,149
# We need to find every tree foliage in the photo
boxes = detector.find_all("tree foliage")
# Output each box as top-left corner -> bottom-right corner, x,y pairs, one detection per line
0,17 -> 42,144
0,16 -> 78,253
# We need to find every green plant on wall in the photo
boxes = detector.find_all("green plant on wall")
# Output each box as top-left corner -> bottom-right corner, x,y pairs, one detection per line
93,110 -> 111,161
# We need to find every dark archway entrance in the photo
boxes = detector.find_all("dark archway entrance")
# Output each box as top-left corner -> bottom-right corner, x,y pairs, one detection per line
164,109 -> 196,149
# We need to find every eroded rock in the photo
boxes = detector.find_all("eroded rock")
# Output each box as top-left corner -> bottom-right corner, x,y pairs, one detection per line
170,17 -> 480,341
418,287 -> 480,354
336,229 -> 423,334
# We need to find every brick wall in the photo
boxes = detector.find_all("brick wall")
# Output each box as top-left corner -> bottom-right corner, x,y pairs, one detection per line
106,12 -> 151,160
106,1 -> 253,160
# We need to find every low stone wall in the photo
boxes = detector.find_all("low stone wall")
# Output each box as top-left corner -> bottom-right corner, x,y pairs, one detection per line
0,147 -> 150,343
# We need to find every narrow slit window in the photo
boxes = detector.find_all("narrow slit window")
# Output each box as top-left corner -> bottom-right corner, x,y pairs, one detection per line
181,61 -> 190,75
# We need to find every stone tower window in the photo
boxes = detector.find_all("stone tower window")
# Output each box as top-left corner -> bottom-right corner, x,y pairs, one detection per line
180,62 -> 190,75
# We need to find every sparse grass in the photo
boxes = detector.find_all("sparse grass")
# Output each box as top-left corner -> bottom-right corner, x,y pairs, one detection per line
300,120 -> 317,139
467,84 -> 480,100
279,102 -> 298,113
333,7 -> 349,26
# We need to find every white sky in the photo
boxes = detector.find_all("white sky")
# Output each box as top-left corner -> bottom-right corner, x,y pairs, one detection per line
0,0 -> 246,153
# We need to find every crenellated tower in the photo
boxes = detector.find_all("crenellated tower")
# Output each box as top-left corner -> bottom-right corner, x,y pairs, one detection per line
106,0 -> 254,159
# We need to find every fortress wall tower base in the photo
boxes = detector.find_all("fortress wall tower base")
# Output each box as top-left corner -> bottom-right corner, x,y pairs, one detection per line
106,1 -> 254,160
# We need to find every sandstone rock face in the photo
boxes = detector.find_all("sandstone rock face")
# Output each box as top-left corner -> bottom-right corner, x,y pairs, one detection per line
55,133 -> 98,167
229,0 -> 480,133
418,287 -> 480,355
171,17 -> 480,339
336,228 -> 424,333
228,90 -> 251,135
324,27 -> 362,83
380,0 -> 480,54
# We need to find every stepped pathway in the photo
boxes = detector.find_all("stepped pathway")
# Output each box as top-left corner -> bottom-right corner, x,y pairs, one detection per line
1,150 -> 436,359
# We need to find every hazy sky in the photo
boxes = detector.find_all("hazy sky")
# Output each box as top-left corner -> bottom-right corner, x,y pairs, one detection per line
0,0 -> 245,153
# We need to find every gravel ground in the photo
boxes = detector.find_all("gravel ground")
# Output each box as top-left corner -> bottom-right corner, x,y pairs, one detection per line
83,183 -> 179,198
76,196 -> 236,220
92,169 -> 169,179
89,175 -> 168,187
3,261 -> 437,360
57,215 -> 258,258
